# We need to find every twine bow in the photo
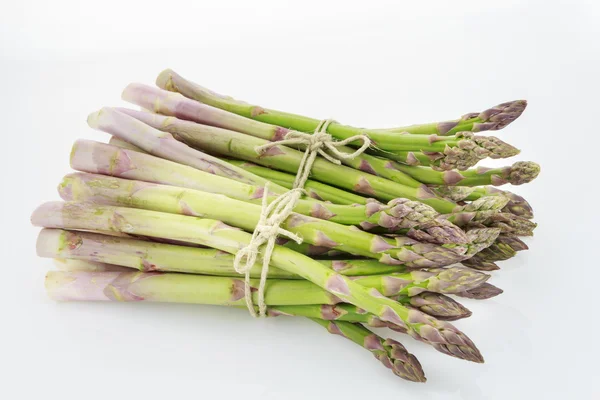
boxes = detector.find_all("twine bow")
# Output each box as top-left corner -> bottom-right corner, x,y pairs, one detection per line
236,119 -> 371,316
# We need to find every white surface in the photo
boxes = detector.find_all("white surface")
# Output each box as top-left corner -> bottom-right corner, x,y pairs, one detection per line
1,1 -> 599,398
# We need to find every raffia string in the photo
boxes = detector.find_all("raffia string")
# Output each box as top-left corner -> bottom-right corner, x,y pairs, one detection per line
233,119 -> 371,317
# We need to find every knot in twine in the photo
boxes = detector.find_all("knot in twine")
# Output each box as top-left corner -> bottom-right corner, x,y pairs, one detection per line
233,185 -> 304,317
235,119 -> 371,317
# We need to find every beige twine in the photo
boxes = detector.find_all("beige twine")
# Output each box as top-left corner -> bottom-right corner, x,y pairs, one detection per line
233,119 -> 371,317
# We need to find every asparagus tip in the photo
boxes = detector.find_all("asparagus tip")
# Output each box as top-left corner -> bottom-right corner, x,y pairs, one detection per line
380,338 -> 427,382
457,283 -> 504,300
472,134 -> 521,159
461,258 -> 501,271
475,99 -> 528,131
427,266 -> 490,294
409,292 -> 473,321
506,161 -> 541,185
465,228 -> 502,255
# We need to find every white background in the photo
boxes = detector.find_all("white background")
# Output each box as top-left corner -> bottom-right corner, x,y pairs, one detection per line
1,1 -> 599,399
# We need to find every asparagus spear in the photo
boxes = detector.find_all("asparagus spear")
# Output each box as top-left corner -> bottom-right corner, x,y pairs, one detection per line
71,140 -> 468,244
377,100 -> 528,135
108,106 -> 460,212
59,173 -> 476,267
55,254 -> 472,322
39,229 -> 489,296
292,294 -> 473,322
49,255 -> 484,299
46,228 -> 490,282
387,161 -> 540,187
153,70 -> 519,158
32,202 -> 483,361
310,318 -> 426,382
53,258 -> 426,382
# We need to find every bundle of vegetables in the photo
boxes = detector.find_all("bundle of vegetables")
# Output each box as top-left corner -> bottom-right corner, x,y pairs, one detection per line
32,69 -> 539,383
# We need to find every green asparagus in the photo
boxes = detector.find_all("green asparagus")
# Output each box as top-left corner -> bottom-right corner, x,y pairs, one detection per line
32,202 -> 483,361
58,173 -> 477,267
71,139 -> 469,244
377,100 -> 527,135
152,70 -> 519,161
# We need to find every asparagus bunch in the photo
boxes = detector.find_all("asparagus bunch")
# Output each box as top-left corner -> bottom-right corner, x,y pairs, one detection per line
32,201 -> 484,362
31,68 -> 540,383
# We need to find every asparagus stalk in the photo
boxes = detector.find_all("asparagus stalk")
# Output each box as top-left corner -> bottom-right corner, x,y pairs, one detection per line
39,228 -> 295,279
377,100 -> 528,135
55,253 -> 472,322
59,173 -> 475,267
46,251 -> 485,300
388,161 -> 540,187
276,294 -> 472,322
71,140 -> 468,244
39,229 -> 489,296
53,258 -> 426,382
310,318 -> 426,382
32,202 -> 483,361
153,70 -> 519,159
110,106 -> 460,212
